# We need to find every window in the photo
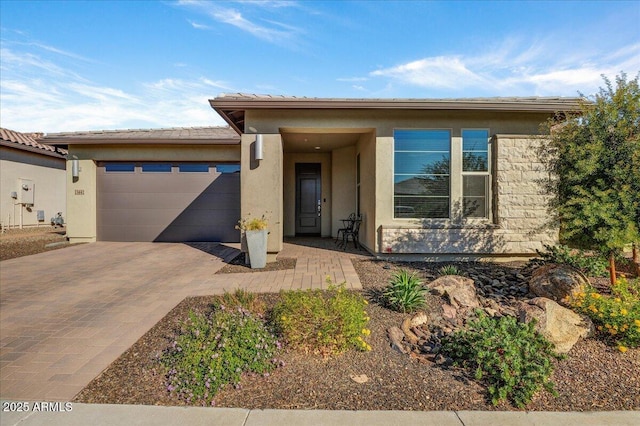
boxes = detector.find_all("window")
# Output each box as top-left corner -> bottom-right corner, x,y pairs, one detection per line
462,129 -> 490,218
216,164 -> 240,173
142,163 -> 172,173
105,163 -> 135,172
394,129 -> 450,218
178,164 -> 209,173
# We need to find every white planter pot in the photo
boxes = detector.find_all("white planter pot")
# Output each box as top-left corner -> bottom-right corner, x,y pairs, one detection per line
245,229 -> 267,269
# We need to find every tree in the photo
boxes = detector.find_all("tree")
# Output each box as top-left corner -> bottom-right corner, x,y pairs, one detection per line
539,73 -> 640,285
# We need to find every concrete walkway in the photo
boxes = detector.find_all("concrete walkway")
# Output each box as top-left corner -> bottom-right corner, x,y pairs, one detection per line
0,241 -> 365,401
1,403 -> 638,426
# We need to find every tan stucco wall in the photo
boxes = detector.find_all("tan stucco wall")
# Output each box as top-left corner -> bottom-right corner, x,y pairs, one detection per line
283,152 -> 332,237
357,133 -> 376,251
65,144 -> 240,243
331,146 -> 356,238
0,149 -> 66,228
241,134 -> 283,254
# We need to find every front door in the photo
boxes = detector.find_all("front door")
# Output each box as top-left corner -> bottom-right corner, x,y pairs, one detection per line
295,163 -> 321,235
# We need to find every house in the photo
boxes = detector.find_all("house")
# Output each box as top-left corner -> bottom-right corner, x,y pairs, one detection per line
0,128 -> 67,229
45,95 -> 582,260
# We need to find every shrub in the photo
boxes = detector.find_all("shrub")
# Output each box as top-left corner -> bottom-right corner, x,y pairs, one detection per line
536,244 -> 608,277
438,265 -> 461,276
568,277 -> 640,350
163,306 -> 280,405
440,312 -> 562,408
213,289 -> 265,315
383,269 -> 427,313
272,282 -> 371,356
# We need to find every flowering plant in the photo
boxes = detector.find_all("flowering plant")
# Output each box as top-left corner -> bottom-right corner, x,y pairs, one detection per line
235,214 -> 268,231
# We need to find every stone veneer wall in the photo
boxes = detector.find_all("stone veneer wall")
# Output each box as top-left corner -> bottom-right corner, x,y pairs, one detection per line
379,135 -> 558,256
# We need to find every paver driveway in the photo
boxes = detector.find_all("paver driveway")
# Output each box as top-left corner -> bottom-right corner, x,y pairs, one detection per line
0,241 -> 364,401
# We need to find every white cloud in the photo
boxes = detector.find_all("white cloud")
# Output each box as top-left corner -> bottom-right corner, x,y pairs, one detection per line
0,47 -> 228,133
176,0 -> 303,46
369,41 -> 640,97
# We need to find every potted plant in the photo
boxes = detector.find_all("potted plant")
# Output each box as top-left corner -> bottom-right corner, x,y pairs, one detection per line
236,215 -> 268,269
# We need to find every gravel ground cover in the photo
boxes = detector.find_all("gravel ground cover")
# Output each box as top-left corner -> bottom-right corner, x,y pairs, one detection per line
0,226 -> 69,261
74,258 -> 640,411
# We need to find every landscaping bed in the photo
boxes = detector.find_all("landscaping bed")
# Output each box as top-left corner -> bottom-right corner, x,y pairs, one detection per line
74,258 -> 640,411
0,226 -> 69,261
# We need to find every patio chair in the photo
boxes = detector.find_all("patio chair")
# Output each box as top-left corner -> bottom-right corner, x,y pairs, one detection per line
335,212 -> 356,244
342,216 -> 362,250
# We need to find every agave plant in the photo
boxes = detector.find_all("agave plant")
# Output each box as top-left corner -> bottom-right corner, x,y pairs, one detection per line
383,269 -> 427,313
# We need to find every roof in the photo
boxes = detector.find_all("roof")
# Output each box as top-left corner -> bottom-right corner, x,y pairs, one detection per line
210,93 -> 584,134
0,127 -> 67,157
44,126 -> 240,145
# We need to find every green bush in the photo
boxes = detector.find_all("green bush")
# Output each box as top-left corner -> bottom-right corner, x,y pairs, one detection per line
163,306 -> 280,405
272,283 -> 371,356
536,244 -> 608,277
568,277 -> 640,351
440,312 -> 562,408
383,269 -> 427,313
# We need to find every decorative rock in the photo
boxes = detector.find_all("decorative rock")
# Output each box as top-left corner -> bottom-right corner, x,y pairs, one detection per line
517,297 -> 594,354
387,327 -> 409,354
529,264 -> 589,306
401,318 -> 419,345
427,275 -> 480,310
350,374 -> 369,384
410,312 -> 429,327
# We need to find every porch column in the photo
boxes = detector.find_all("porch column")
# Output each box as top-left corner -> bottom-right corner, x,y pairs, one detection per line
240,133 -> 283,259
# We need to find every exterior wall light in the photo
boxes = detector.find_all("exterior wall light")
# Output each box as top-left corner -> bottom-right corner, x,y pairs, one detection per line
255,134 -> 264,160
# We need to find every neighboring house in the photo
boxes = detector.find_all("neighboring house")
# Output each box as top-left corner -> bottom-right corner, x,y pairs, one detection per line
0,128 -> 67,229
46,95 -> 582,260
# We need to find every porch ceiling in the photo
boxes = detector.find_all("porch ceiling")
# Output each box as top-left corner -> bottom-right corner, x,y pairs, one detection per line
280,128 -> 372,153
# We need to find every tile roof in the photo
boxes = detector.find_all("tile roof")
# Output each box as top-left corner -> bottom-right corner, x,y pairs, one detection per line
45,126 -> 239,141
0,127 -> 67,156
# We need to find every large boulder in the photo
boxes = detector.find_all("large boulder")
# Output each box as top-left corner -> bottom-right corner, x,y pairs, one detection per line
529,264 -> 589,306
427,275 -> 480,310
517,297 -> 594,354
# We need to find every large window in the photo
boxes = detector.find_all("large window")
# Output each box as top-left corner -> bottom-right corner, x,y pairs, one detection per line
393,128 -> 491,219
394,129 -> 450,218
462,129 -> 490,218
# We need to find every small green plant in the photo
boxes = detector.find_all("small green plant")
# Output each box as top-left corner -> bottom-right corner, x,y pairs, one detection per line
440,311 -> 562,408
438,265 -> 461,276
383,269 -> 427,313
163,306 -> 280,405
568,277 -> 640,351
536,244 -> 608,277
272,280 -> 371,356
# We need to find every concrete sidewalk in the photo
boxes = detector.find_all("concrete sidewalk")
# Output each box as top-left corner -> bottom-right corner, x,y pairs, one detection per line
1,403 -> 638,426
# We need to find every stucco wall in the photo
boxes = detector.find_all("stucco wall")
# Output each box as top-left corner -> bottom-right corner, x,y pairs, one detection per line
331,146 -> 356,238
0,148 -> 66,228
241,134 -> 283,255
65,144 -> 240,243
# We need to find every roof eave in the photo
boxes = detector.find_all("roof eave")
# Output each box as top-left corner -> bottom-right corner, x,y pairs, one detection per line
44,138 -> 240,146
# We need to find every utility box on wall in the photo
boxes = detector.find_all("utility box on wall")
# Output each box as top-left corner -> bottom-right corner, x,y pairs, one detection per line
18,178 -> 35,205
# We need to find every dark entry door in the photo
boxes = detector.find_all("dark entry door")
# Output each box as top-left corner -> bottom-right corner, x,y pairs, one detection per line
295,163 -> 321,235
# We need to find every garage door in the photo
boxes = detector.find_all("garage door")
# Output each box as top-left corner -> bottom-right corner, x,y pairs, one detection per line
97,163 -> 240,242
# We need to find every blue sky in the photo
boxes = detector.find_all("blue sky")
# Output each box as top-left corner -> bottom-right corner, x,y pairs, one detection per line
1,0 -> 639,133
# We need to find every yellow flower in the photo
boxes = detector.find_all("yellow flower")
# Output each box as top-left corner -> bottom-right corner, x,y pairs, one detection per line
363,300 -> 369,305
615,298 -> 622,303
362,328 -> 371,336
620,308 -> 628,316
618,345 -> 628,353
597,326 -> 603,331
635,319 -> 640,327
592,293 -> 601,299
605,323 -> 611,329
281,315 -> 287,321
